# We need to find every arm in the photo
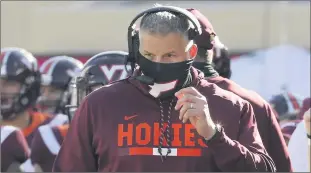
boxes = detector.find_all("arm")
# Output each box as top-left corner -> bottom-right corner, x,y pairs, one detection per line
26,130 -> 48,172
14,130 -> 30,163
208,102 -> 276,172
53,98 -> 97,172
264,103 -> 293,172
11,130 -> 30,172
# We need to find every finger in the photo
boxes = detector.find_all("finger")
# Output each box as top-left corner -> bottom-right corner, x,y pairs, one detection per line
175,87 -> 201,97
176,93 -> 184,100
182,109 -> 197,124
175,94 -> 197,110
179,102 -> 191,120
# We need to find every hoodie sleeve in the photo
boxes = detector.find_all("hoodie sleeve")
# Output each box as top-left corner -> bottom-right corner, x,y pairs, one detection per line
264,103 -> 293,172
208,102 -> 276,172
53,98 -> 97,172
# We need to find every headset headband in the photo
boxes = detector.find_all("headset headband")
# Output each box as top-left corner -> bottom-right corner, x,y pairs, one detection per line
128,6 -> 202,36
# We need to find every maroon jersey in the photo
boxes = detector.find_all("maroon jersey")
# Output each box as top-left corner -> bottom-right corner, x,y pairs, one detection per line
21,112 -> 52,145
1,126 -> 30,172
27,124 -> 69,172
207,76 -> 292,172
53,68 -> 275,172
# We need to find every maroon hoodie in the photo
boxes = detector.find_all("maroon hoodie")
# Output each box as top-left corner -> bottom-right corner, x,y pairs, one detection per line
207,76 -> 292,172
53,68 -> 275,172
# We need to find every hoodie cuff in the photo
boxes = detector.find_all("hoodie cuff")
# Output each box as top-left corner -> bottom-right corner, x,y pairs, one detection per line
203,126 -> 235,147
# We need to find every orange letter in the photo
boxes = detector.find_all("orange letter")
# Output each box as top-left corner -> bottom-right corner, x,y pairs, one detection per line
153,123 -> 160,145
185,124 -> 195,147
153,123 -> 168,146
136,123 -> 151,145
171,123 -> 182,147
198,138 -> 208,147
118,124 -> 133,146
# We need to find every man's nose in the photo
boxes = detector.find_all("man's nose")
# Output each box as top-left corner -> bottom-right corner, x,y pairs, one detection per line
153,56 -> 163,63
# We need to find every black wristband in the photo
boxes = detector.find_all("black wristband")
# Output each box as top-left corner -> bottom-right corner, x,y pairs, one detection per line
307,133 -> 311,139
203,125 -> 223,145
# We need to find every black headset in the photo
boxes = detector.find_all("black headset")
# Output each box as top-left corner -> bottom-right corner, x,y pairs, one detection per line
126,6 -> 203,72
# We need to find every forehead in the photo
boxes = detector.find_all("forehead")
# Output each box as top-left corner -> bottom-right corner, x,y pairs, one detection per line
139,32 -> 188,54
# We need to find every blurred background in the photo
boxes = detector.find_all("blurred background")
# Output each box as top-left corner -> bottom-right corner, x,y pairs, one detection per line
1,0 -> 310,119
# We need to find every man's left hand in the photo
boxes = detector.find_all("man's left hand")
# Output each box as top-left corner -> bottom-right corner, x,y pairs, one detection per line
175,87 -> 216,140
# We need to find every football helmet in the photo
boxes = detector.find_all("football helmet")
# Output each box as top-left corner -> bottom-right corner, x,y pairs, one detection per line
0,47 -> 41,120
269,91 -> 303,120
37,56 -> 83,115
212,36 -> 231,79
67,51 -> 131,120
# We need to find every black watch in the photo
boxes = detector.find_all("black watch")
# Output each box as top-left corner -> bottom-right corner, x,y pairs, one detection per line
307,133 -> 311,139
203,125 -> 223,145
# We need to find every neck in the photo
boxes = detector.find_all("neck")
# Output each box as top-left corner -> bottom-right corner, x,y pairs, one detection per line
1,111 -> 31,129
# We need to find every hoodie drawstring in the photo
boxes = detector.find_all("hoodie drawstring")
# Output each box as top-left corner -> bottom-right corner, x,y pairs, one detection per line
158,98 -> 175,162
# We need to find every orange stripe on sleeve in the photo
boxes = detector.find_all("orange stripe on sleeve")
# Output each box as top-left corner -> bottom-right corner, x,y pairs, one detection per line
22,112 -> 49,137
58,124 -> 69,138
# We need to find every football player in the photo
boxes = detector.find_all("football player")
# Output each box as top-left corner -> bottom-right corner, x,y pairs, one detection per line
0,47 -> 51,145
0,47 -> 53,171
25,51 -> 130,172
36,56 -> 83,126
1,125 -> 30,172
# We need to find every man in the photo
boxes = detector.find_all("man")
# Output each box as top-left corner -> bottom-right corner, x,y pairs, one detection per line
0,48 -> 52,145
189,8 -> 292,172
26,51 -> 130,172
0,47 -> 52,171
1,126 -> 30,172
288,98 -> 311,172
20,55 -> 83,172
36,56 -> 84,126
54,6 -> 275,172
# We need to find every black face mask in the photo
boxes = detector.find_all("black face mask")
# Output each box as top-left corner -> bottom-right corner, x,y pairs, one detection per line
137,53 -> 193,99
